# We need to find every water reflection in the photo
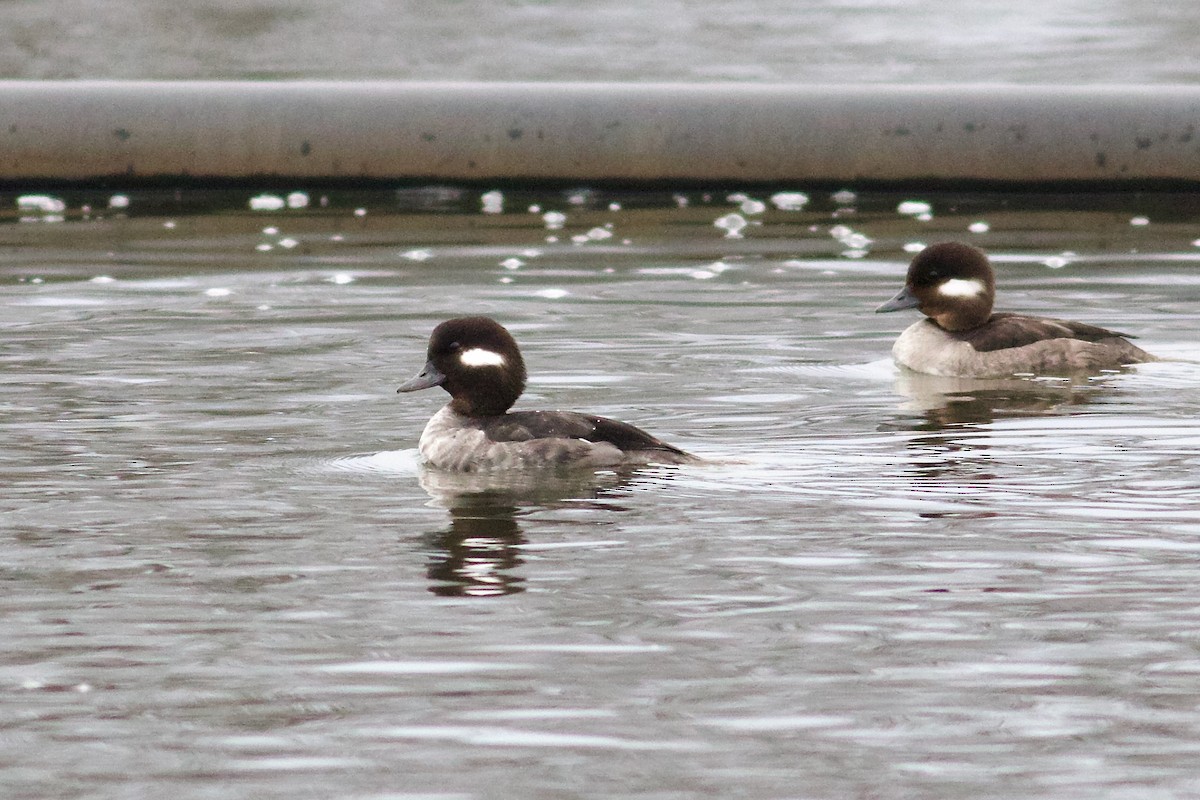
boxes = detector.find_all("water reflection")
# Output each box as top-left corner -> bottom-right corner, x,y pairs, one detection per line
416,468 -> 641,598
886,370 -> 1110,494
423,500 -> 528,598
891,370 -> 1104,429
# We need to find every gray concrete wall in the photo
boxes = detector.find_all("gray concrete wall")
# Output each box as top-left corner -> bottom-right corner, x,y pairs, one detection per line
3,82 -> 1199,186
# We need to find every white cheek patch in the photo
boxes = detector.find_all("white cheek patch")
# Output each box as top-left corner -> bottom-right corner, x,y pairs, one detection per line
938,278 -> 985,298
459,347 -> 505,368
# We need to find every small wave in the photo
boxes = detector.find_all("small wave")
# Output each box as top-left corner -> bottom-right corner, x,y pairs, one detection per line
326,449 -> 423,475
746,359 -> 896,381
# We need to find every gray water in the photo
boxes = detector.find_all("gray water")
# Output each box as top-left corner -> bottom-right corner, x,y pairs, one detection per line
3,0 -> 1200,83
4,188 -> 1200,798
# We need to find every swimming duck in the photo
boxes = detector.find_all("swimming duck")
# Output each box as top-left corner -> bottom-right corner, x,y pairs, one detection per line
398,316 -> 696,470
876,242 -> 1156,377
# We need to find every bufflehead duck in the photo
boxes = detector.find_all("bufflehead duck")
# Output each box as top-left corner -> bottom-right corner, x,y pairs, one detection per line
875,242 -> 1156,377
397,316 -> 696,471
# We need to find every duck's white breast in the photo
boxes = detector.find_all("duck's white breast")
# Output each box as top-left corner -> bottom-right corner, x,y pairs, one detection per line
417,406 -> 626,471
892,321 -> 984,377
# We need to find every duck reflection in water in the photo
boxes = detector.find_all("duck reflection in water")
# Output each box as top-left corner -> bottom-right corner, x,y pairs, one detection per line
885,370 -> 1116,492
424,495 -> 526,598
892,370 -> 1107,430
416,467 -> 643,598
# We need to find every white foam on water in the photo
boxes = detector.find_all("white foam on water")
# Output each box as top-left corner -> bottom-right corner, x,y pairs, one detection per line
249,194 -> 286,211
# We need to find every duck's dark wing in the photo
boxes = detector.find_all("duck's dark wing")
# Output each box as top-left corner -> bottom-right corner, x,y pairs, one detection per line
963,313 -> 1135,353
479,410 -> 690,456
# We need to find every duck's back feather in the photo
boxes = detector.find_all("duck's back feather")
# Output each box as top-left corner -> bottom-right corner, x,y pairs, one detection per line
477,410 -> 690,457
962,313 -> 1136,353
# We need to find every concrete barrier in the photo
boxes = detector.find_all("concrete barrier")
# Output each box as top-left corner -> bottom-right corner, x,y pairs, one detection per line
2,82 -> 1199,187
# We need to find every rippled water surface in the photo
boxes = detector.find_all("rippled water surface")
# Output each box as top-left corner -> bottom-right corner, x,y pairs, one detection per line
4,188 -> 1200,798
